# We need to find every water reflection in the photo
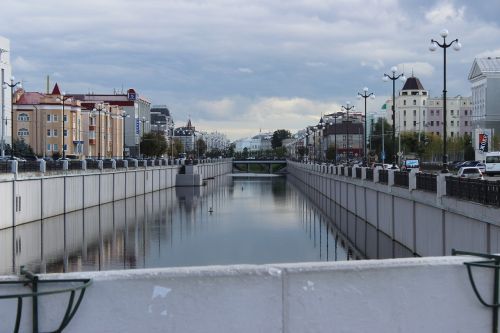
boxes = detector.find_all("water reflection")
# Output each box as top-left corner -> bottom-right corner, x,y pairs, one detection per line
1,175 -> 364,275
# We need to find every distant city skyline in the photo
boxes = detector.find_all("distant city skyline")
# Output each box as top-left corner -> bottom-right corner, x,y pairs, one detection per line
2,0 -> 500,140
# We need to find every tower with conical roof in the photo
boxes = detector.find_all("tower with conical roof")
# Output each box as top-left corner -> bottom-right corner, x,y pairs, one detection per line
396,75 -> 429,136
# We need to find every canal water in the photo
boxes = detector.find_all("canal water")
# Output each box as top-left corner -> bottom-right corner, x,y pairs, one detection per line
0,175 -> 364,275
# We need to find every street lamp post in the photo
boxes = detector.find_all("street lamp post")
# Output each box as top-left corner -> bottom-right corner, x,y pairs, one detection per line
318,116 -> 324,162
57,92 -> 72,160
357,87 -> 375,166
429,29 -> 461,173
330,112 -> 343,165
92,103 -> 106,160
119,111 -> 129,159
139,116 -> 148,158
383,67 -> 406,169
2,77 -> 22,159
341,102 -> 355,164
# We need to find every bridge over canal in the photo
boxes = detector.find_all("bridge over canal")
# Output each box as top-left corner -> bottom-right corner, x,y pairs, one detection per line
232,160 -> 287,174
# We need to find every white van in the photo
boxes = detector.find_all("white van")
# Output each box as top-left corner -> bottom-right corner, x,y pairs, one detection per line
485,151 -> 500,175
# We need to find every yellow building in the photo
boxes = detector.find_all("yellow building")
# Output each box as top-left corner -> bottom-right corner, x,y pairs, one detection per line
13,84 -> 124,159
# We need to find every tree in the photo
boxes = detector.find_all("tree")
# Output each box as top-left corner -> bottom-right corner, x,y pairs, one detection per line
196,138 -> 207,156
6,139 -> 35,157
242,147 -> 249,159
271,129 -> 291,149
297,146 -> 308,159
325,145 -> 336,162
140,132 -> 168,158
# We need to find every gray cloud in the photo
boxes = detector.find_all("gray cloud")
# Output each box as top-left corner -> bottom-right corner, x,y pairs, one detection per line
1,0 -> 500,139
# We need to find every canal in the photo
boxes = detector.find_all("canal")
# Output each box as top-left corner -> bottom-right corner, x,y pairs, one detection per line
0,175 -> 365,275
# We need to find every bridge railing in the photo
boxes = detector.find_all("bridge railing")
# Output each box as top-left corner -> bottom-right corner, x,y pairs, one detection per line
416,173 -> 437,192
378,169 -> 388,184
394,171 -> 409,188
355,168 -> 362,179
446,177 -> 500,207
366,168 -> 373,181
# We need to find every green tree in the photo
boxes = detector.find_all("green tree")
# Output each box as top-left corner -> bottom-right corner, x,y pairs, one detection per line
195,138 -> 207,156
6,139 -> 35,157
271,129 -> 291,149
140,132 -> 168,158
242,147 -> 249,159
325,145 -> 336,162
370,118 -> 394,163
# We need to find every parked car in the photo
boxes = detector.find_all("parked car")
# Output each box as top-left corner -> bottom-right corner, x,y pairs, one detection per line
457,166 -> 484,180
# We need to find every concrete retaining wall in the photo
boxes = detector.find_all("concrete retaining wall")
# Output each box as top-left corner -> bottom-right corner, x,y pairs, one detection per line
0,160 -> 232,228
0,256 -> 491,332
288,161 -> 500,257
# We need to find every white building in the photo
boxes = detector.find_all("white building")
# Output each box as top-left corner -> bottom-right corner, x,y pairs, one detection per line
0,36 -> 12,156
468,57 -> 500,138
234,132 -> 273,152
395,76 -> 428,134
202,131 -> 229,152
425,96 -> 472,138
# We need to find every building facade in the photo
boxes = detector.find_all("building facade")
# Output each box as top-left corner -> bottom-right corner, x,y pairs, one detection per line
71,89 -> 151,157
0,36 -> 12,156
468,57 -> 500,139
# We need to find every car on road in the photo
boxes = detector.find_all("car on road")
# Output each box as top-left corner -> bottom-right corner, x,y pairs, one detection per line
456,166 -> 484,180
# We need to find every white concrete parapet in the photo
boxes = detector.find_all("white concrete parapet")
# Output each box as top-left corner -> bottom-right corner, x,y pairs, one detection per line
0,257 -> 489,333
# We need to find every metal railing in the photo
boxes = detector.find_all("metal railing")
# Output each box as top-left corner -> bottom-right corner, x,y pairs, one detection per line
378,169 -> 388,184
18,161 -> 40,173
340,167 -> 345,176
446,177 -> 500,207
452,250 -> 500,333
102,160 -> 114,169
355,168 -> 361,179
86,160 -> 100,170
45,161 -> 64,171
0,161 -> 9,173
115,160 -> 125,168
394,171 -> 409,188
0,266 -> 92,333
347,167 -> 353,177
416,173 -> 437,192
68,160 -> 82,170
366,168 -> 373,181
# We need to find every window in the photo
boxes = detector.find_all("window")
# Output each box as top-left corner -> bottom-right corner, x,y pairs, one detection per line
53,129 -> 58,137
403,100 -> 407,105
413,110 -> 417,117
450,132 -> 454,137
47,144 -> 51,151
436,121 -> 440,126
53,144 -> 59,151
423,110 -> 426,116
413,100 -> 417,105
436,110 -> 440,116
404,110 -> 406,116
451,121 -> 454,126
18,128 -> 29,136
413,121 -> 417,126
451,110 -> 454,115
465,121 -> 468,126
47,129 -> 51,137
431,110 -> 434,116
64,129 -> 68,137
53,115 -> 58,122
47,114 -> 51,122
430,121 -> 434,126
457,121 -> 459,127
423,100 -> 426,105
18,113 -> 30,121
465,110 -> 468,116
457,110 -> 460,116
403,121 -> 407,126
63,115 -> 67,122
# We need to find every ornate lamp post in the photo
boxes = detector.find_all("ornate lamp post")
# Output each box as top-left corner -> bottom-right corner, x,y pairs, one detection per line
119,111 -> 129,158
341,102 -> 355,164
429,29 -> 461,173
318,116 -> 324,162
2,77 -> 22,159
357,87 -> 375,166
57,92 -> 72,160
383,67 -> 406,169
92,103 -> 106,159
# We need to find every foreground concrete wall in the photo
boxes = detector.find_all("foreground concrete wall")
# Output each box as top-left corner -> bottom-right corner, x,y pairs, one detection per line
0,160 -> 232,228
0,257 -> 490,333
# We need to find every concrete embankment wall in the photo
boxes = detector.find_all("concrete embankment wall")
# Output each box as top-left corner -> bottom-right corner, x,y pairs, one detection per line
288,161 -> 500,257
0,257 -> 491,333
0,160 -> 232,228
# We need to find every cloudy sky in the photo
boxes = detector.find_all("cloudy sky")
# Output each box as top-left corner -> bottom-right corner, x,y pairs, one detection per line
2,0 -> 500,140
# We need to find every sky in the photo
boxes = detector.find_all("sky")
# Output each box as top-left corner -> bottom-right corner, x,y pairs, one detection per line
1,0 -> 500,140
